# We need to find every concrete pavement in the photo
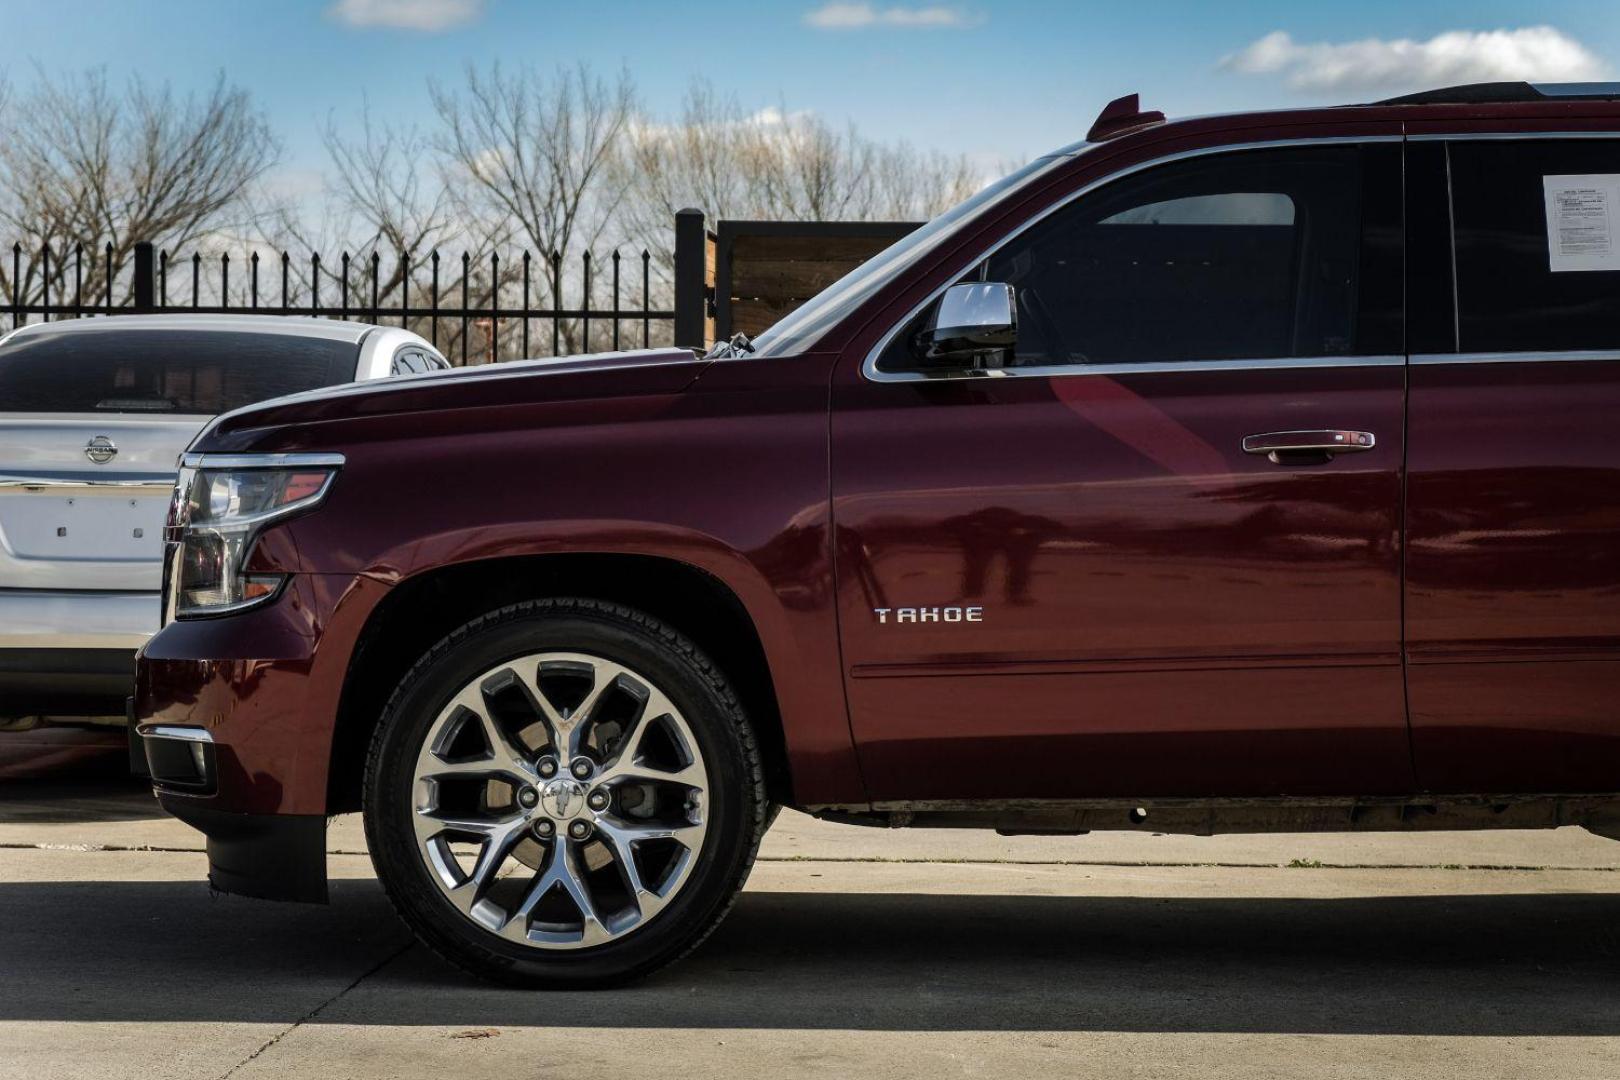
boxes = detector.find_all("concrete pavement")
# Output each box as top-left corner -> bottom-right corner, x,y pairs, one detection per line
1,779 -> 1618,1079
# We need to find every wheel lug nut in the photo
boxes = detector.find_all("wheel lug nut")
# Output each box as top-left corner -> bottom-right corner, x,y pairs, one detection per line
516,787 -> 538,809
537,759 -> 557,778
568,820 -> 592,840
587,789 -> 609,811
571,758 -> 594,780
532,819 -> 554,838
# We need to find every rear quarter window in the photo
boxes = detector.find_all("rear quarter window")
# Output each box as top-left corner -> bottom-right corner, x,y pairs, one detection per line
0,329 -> 358,414
1450,139 -> 1620,352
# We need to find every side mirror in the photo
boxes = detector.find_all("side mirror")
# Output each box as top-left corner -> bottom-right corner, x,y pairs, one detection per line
911,282 -> 1017,367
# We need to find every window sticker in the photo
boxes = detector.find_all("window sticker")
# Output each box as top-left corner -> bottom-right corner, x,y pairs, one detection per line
1543,175 -> 1620,271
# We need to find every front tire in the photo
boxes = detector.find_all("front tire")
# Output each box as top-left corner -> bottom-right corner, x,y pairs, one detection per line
364,598 -> 766,987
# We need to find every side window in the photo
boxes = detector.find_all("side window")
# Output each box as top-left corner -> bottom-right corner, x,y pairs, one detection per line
1449,139 -> 1620,353
391,347 -> 425,375
878,144 -> 1400,372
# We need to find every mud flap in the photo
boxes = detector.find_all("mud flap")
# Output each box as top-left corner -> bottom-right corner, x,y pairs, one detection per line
160,799 -> 330,903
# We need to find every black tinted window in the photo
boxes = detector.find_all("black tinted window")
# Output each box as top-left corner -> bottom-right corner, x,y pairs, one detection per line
1450,139 -> 1620,353
880,145 -> 1399,371
0,329 -> 356,413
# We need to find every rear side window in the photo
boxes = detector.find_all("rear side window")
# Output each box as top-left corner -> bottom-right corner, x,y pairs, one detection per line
391,346 -> 448,375
390,348 -> 423,375
1449,139 -> 1620,353
877,143 -> 1401,371
0,329 -> 357,414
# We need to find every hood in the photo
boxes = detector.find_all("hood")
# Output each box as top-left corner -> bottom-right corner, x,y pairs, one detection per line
201,347 -> 710,445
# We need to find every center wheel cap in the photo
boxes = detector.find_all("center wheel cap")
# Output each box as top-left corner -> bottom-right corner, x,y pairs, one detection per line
539,777 -> 588,819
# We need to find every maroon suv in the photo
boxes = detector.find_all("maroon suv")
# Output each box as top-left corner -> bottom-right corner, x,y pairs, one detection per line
136,82 -> 1620,986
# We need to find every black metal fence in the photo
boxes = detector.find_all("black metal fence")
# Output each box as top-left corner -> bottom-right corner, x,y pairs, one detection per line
3,209 -> 912,362
5,239 -> 686,364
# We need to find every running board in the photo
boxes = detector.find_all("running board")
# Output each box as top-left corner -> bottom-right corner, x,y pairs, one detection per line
804,794 -> 1620,838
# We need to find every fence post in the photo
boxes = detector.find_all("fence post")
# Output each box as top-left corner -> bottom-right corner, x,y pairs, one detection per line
672,208 -> 708,351
132,242 -> 156,313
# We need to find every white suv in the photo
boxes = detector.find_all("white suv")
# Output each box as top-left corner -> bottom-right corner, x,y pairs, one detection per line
0,314 -> 446,728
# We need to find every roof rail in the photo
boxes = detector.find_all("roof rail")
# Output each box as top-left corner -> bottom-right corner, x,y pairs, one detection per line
1377,81 -> 1620,105
1087,93 -> 1166,142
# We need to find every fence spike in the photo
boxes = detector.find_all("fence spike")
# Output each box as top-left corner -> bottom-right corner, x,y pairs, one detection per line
582,249 -> 592,354
550,249 -> 562,357
489,251 -> 499,363
612,249 -> 621,351
430,249 -> 440,350
399,250 -> 411,329
520,251 -> 531,358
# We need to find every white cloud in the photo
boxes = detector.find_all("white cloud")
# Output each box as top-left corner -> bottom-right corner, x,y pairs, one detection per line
1221,26 -> 1606,96
328,0 -> 483,32
804,3 -> 976,30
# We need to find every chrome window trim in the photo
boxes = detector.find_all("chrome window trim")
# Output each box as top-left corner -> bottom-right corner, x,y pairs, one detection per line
136,724 -> 214,743
875,355 -> 1405,382
1408,130 -> 1620,142
180,452 -> 346,470
861,135 -> 1403,385
1413,350 -> 1620,366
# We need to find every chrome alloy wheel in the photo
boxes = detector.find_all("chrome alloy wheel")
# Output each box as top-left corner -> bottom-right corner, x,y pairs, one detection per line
410,652 -> 709,949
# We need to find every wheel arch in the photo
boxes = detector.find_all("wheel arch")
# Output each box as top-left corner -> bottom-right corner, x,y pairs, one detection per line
326,552 -> 793,814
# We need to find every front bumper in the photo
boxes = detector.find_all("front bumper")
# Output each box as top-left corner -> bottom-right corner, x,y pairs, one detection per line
134,571 -> 388,903
134,722 -> 328,902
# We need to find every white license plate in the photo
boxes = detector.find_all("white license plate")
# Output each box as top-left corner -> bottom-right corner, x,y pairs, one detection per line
0,491 -> 167,563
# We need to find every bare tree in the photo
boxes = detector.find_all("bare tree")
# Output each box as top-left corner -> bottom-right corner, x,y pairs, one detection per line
248,105 -> 520,361
429,64 -> 636,353
617,80 -> 984,280
0,68 -> 277,310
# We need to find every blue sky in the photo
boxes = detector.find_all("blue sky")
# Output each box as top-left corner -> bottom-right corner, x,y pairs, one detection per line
7,0 -> 1620,189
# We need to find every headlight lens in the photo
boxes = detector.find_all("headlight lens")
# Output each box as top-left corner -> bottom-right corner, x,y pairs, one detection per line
164,454 -> 343,620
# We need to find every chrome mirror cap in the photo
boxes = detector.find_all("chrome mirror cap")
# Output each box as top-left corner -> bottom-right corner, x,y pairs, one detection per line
912,282 -> 1017,367
935,282 -> 1016,336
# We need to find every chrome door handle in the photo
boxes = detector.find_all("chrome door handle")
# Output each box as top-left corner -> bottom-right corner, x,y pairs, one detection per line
1241,430 -> 1376,465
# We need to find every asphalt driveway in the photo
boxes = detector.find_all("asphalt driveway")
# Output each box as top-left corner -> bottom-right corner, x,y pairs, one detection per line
1,779 -> 1618,1079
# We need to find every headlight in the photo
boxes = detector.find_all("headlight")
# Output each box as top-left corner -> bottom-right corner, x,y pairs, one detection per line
163,453 -> 344,620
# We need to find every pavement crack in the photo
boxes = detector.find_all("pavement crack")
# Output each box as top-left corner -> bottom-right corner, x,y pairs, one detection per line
218,938 -> 414,1079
